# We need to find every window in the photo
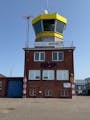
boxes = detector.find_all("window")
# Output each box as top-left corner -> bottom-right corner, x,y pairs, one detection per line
43,70 -> 54,80
56,20 -> 66,34
44,89 -> 52,97
52,52 -> 64,61
29,70 -> 40,80
43,19 -> 55,31
29,88 -> 37,96
0,81 -> 2,90
60,89 -> 69,97
33,20 -> 43,35
33,19 -> 65,35
34,52 -> 45,61
57,70 -> 69,80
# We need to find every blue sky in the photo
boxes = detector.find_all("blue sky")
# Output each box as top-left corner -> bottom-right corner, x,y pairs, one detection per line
0,0 -> 90,79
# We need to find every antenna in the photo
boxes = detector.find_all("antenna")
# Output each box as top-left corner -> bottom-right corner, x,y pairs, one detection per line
46,0 -> 49,11
44,0 -> 49,14
24,16 -> 32,48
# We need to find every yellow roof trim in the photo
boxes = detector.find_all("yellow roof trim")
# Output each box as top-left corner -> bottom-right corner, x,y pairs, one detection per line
36,32 -> 63,39
32,13 -> 67,24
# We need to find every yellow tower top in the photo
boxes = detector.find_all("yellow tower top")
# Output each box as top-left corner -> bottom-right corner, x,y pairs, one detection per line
32,13 -> 67,24
32,12 -> 67,48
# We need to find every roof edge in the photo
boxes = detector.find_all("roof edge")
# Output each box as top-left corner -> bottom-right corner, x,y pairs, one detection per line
23,47 -> 76,51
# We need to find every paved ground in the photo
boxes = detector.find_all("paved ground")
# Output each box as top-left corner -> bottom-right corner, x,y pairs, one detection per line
0,96 -> 90,120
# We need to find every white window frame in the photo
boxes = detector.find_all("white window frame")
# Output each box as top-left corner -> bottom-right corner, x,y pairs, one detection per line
44,89 -> 52,97
42,70 -> 54,80
0,81 -> 2,90
52,51 -> 64,61
34,52 -> 45,61
28,70 -> 40,80
60,89 -> 69,97
29,88 -> 37,97
57,70 -> 69,80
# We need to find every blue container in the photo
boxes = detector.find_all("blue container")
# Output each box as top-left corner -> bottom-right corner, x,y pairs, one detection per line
7,80 -> 23,98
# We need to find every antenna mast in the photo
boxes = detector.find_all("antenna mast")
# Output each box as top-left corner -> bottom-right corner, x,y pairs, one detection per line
24,16 -> 32,48
46,0 -> 49,11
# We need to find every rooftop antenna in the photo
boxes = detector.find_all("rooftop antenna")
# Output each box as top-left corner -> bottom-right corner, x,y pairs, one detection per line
24,16 -> 32,48
44,0 -> 49,14
46,0 -> 49,11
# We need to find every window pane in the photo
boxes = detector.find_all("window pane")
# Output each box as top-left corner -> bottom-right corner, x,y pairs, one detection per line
29,88 -> 37,96
43,70 -> 54,80
53,52 -> 57,61
34,52 -> 45,61
48,70 -> 54,80
29,70 -> 34,80
43,20 -> 55,31
45,89 -> 52,96
29,70 -> 40,80
35,70 -> 40,80
56,20 -> 65,34
58,52 -> 64,61
52,52 -> 64,61
43,70 -> 48,80
40,52 -> 45,61
60,89 -> 69,97
57,70 -> 69,80
35,53 -> 39,61
57,70 -> 62,80
63,70 -> 69,80
33,20 -> 42,34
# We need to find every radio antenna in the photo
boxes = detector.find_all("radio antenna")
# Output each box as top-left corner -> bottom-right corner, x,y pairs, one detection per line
46,0 -> 49,11
24,16 -> 32,48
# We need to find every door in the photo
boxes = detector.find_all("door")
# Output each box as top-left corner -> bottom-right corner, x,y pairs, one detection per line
7,80 -> 23,98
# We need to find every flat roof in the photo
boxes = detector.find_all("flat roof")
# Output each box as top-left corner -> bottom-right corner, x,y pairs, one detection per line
0,77 -> 23,80
23,47 -> 75,51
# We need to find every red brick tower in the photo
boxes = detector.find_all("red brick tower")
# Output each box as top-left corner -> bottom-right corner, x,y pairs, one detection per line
23,11 -> 75,98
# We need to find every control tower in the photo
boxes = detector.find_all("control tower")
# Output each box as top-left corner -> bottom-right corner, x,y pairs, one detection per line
32,11 -> 67,48
23,10 -> 75,98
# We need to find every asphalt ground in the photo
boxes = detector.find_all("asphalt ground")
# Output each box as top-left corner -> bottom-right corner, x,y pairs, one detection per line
0,96 -> 90,120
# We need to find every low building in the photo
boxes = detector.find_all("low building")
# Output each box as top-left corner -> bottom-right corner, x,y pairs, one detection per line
85,78 -> 90,95
75,80 -> 87,95
0,77 -> 23,98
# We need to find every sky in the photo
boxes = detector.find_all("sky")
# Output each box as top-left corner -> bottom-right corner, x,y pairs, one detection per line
0,0 -> 90,79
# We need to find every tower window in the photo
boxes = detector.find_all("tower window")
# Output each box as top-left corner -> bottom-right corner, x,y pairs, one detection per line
43,19 -> 55,31
28,70 -> 40,80
56,20 -> 66,34
42,70 -> 54,80
33,20 -> 42,35
34,52 -> 45,61
52,51 -> 64,61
